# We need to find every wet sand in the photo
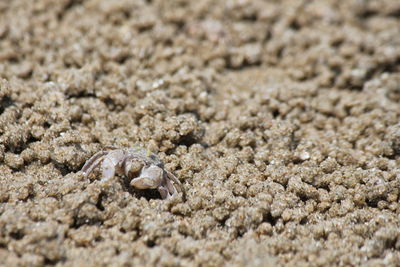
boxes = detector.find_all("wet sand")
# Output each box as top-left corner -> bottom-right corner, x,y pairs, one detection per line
1,0 -> 400,266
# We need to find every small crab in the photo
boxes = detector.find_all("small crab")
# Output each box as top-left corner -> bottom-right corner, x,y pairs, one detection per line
81,146 -> 181,199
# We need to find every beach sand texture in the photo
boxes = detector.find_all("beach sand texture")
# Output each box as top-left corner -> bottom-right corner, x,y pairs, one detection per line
1,0 -> 400,266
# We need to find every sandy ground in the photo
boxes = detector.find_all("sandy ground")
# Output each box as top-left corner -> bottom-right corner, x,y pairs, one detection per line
1,0 -> 400,266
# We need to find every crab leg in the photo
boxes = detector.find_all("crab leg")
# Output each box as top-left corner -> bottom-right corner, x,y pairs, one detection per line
164,178 -> 177,197
166,171 -> 181,186
157,186 -> 169,199
165,170 -> 182,195
81,151 -> 108,177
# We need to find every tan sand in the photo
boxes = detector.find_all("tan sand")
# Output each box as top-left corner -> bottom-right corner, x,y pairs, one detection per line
0,0 -> 400,266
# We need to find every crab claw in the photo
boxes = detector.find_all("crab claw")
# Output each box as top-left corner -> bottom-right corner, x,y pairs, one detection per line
130,165 -> 163,189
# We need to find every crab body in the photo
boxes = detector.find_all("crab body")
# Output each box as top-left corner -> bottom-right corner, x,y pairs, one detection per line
81,146 -> 181,199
